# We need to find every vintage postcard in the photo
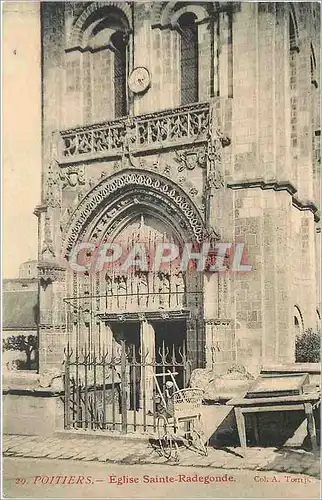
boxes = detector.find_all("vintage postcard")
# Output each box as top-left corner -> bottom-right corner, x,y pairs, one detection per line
2,1 -> 321,499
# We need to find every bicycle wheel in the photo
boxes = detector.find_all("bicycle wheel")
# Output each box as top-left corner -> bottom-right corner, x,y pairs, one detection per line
157,414 -> 173,459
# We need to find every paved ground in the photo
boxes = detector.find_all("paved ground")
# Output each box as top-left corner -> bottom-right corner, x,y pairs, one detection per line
2,434 -> 320,479
3,457 -> 321,499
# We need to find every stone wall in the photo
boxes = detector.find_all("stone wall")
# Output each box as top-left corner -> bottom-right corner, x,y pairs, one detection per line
3,393 -> 64,436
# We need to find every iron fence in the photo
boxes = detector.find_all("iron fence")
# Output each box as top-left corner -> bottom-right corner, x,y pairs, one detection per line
63,341 -> 191,434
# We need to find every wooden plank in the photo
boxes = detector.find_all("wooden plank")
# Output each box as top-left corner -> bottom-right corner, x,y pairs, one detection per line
304,402 -> 318,452
240,404 -> 305,413
235,407 -> 247,449
227,393 -> 321,406
261,363 -> 321,374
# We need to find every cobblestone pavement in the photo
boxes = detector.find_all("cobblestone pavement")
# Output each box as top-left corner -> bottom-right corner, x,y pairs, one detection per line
2,434 -> 320,479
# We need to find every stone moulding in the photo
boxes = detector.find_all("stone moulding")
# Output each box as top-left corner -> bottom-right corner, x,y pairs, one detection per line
205,319 -> 233,327
227,179 -> 320,222
97,310 -> 191,323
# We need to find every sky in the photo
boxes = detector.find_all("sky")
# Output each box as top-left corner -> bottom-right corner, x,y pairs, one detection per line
2,2 -> 41,278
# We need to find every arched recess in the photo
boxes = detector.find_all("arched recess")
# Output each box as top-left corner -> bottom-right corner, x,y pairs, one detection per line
151,2 -> 212,108
68,2 -> 132,50
62,169 -> 206,258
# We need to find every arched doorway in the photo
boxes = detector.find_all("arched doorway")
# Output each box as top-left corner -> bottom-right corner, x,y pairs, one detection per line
64,168 -> 205,366
63,169 -> 206,429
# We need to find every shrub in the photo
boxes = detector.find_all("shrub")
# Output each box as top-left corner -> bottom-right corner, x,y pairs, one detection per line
295,328 -> 321,363
2,334 -> 38,370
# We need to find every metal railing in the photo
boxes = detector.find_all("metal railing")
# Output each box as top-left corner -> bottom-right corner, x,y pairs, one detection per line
63,341 -> 191,434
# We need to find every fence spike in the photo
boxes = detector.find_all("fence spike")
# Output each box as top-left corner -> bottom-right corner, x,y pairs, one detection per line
171,344 -> 176,364
162,340 -> 166,361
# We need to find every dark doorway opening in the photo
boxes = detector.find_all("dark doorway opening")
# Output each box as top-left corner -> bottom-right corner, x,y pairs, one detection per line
112,322 -> 140,348
153,320 -> 187,389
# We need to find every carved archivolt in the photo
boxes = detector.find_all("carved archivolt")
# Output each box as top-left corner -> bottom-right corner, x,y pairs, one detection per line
61,169 -> 206,257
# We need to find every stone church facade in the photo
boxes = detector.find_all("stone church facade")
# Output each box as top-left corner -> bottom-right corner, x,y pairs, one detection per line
36,2 -> 320,377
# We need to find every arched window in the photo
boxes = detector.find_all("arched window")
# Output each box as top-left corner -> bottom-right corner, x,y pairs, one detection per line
66,5 -> 130,124
111,31 -> 127,118
178,13 -> 198,105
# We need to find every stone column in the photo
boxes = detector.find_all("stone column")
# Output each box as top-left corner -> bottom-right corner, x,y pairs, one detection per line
100,322 -> 114,357
204,273 -> 219,369
140,320 -> 155,412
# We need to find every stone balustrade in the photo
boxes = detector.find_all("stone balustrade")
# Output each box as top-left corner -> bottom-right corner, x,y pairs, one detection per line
59,102 -> 210,163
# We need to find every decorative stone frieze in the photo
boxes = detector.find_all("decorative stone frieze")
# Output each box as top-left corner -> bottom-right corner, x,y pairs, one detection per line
59,102 -> 210,162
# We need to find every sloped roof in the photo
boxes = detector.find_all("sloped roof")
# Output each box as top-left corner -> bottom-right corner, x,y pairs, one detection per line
3,290 -> 38,330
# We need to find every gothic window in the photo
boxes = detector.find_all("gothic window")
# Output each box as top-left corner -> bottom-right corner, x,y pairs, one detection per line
111,31 -> 127,118
178,13 -> 199,106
